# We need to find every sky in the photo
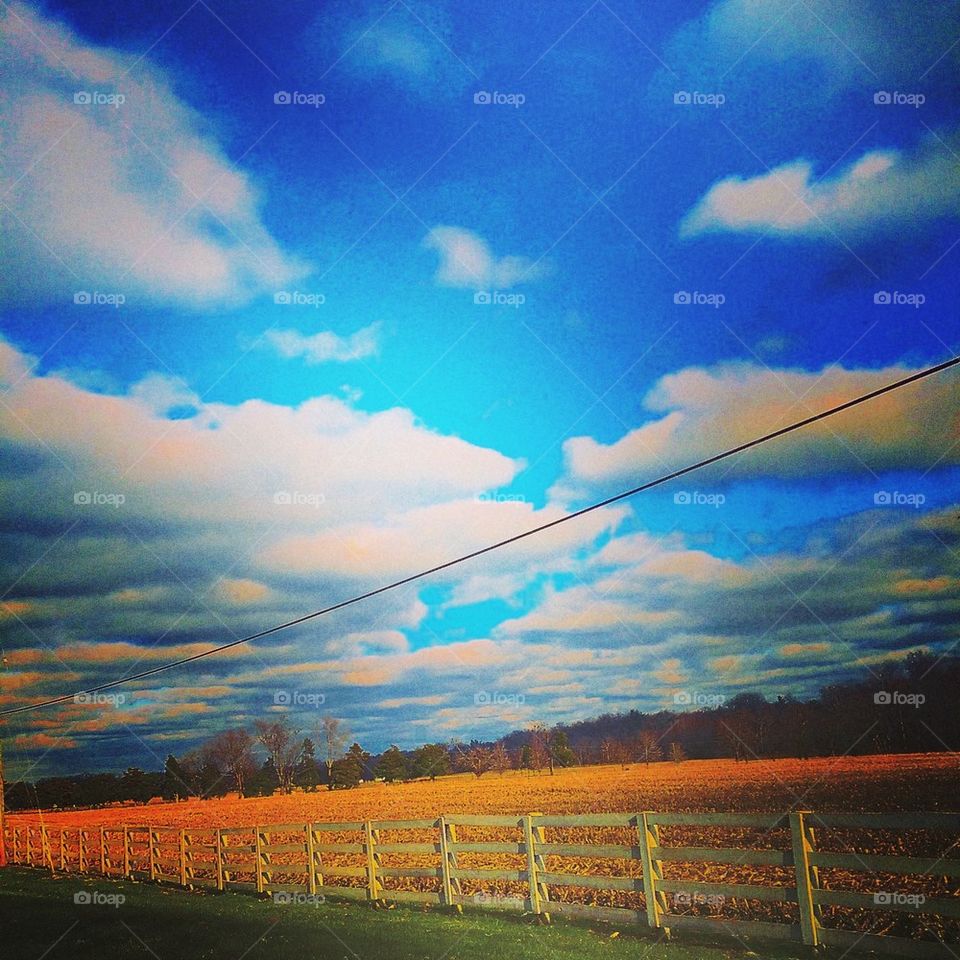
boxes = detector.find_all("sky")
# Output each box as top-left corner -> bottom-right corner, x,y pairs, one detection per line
1,0 -> 959,777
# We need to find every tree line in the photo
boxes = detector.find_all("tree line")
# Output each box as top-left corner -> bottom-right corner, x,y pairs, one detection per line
5,651 -> 957,811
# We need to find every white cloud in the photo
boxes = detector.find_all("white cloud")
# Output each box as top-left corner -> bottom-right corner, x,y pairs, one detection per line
0,3 -> 307,306
424,226 -> 549,289
681,137 -> 960,238
555,361 -> 960,498
260,324 -> 381,364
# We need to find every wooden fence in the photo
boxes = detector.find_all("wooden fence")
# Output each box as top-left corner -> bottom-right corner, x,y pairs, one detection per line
5,810 -> 959,958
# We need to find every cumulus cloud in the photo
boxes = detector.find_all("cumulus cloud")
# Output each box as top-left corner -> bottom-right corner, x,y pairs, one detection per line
424,226 -> 549,289
0,3 -> 307,306
555,361 -> 960,498
259,324 -> 381,364
681,136 -> 960,238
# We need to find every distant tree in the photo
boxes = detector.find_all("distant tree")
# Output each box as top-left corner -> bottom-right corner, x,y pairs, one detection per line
294,738 -> 322,791
457,743 -> 492,778
669,742 -> 686,764
319,716 -> 350,790
635,730 -> 663,766
254,719 -> 301,793
549,729 -> 577,768
205,729 -> 256,797
529,724 -> 551,774
330,743 -> 370,789
161,755 -> 189,801
248,759 -> 280,796
120,768 -> 152,804
376,745 -> 410,782
490,741 -> 511,775
412,743 -> 450,780
518,744 -> 533,773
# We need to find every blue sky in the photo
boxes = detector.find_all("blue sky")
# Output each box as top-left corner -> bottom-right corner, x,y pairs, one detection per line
1,0 -> 959,776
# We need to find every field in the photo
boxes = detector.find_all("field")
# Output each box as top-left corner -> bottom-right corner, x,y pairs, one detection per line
8,754 -> 960,948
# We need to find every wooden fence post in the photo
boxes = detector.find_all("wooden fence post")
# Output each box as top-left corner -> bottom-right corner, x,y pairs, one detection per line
364,820 -> 381,904
255,827 -> 264,894
79,830 -> 87,873
179,830 -> 186,887
148,829 -> 156,882
41,825 -> 52,873
790,811 -> 821,947
438,817 -> 458,910
216,829 -> 224,891
99,827 -> 106,874
59,829 -> 65,871
638,813 -> 669,935
123,826 -> 130,878
523,814 -> 550,921
305,823 -> 316,896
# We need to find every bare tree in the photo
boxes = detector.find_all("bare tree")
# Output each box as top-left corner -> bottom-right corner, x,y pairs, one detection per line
254,718 -> 300,793
318,716 -> 350,789
454,742 -> 492,778
529,723 -> 551,774
204,728 -> 256,797
634,730 -> 663,766
490,741 -> 511,776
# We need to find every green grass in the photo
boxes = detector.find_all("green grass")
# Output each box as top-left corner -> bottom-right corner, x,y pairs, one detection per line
1,867 -> 829,960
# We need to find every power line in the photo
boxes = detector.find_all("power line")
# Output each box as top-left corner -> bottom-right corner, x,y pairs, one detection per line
3,354 -> 959,718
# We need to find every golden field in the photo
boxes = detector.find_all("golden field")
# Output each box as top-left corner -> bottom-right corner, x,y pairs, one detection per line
8,753 -> 960,943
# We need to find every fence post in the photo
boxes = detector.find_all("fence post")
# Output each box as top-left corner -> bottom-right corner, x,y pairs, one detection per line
638,813 -> 669,935
215,829 -> 224,891
41,825 -> 53,873
364,820 -> 381,904
790,811 -> 820,947
523,814 -> 550,921
100,827 -> 106,874
179,830 -> 186,887
79,830 -> 86,873
59,829 -> 65,871
438,817 -> 458,910
123,826 -> 131,878
255,826 -> 264,895
305,824 -> 316,896
149,829 -> 157,882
